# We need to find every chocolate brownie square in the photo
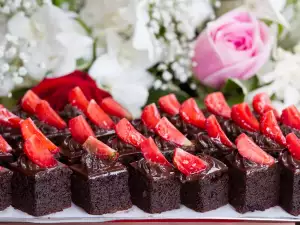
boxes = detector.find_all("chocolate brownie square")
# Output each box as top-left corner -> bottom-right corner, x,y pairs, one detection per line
227,152 -> 280,213
279,151 -> 300,215
10,158 -> 72,216
128,159 -> 181,213
0,167 -> 13,211
180,155 -> 229,212
70,156 -> 132,215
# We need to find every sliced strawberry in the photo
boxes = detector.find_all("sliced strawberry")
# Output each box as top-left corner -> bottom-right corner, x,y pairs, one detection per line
35,100 -> 67,129
86,100 -> 114,129
180,98 -> 206,129
286,133 -> 300,160
206,115 -> 233,147
231,103 -> 260,132
140,137 -> 171,166
204,92 -> 231,119
0,135 -> 12,153
155,117 -> 192,146
281,105 -> 300,130
24,135 -> 57,168
69,115 -> 95,144
252,93 -> 280,119
173,148 -> 207,176
21,90 -> 41,114
68,86 -> 89,112
101,97 -> 132,120
20,118 -> 59,154
115,118 -> 146,147
236,133 -> 275,165
0,105 -> 23,128
141,103 -> 161,130
260,110 -> 286,146
158,94 -> 181,116
83,136 -> 118,160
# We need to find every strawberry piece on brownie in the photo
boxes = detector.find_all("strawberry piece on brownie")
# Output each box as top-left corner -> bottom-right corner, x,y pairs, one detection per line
158,94 -> 181,116
101,97 -> 132,120
205,92 -> 231,119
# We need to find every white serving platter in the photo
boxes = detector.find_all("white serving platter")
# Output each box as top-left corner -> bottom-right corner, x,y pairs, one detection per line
0,203 -> 299,223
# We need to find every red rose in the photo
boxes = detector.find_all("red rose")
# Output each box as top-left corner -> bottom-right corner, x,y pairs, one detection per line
32,70 -> 110,111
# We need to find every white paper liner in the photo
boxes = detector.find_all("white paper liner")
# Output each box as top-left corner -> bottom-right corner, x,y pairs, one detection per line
0,203 -> 299,223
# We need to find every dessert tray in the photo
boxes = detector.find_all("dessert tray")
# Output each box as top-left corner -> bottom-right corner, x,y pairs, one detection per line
0,204 -> 299,223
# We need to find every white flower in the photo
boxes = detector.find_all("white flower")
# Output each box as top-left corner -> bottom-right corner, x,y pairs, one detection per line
80,0 -> 135,47
246,47 -> 300,111
89,31 -> 154,118
7,4 -> 93,80
244,0 -> 289,28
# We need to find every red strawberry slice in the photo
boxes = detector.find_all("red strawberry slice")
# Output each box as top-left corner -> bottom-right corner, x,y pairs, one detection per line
231,103 -> 260,132
260,110 -> 286,146
180,98 -> 206,129
206,115 -> 233,147
204,92 -> 231,119
69,115 -> 95,144
115,118 -> 146,147
141,103 -> 161,130
35,100 -> 67,129
252,93 -> 280,119
101,97 -> 132,120
155,117 -> 192,146
24,135 -> 57,168
140,137 -> 171,166
86,100 -> 114,129
20,118 -> 59,154
0,105 -> 23,128
68,86 -> 89,112
83,136 -> 118,160
281,105 -> 300,130
286,133 -> 300,160
21,90 -> 41,114
158,94 -> 181,116
173,148 -> 207,176
236,133 -> 275,165
0,135 -> 12,153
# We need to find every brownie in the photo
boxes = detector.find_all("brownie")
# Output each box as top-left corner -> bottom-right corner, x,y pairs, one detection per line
180,155 -> 228,212
195,132 -> 234,163
279,151 -> 300,215
226,152 -> 280,213
13,106 -> 70,146
59,104 -> 116,143
128,158 -> 181,213
70,153 -> 132,215
168,114 -> 203,140
215,118 -> 285,158
131,119 -> 156,138
59,135 -> 85,165
10,155 -> 72,216
106,136 -> 143,165
0,167 -> 13,211
0,152 -> 14,166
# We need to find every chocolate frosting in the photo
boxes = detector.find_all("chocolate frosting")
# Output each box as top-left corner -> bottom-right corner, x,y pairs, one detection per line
106,136 -> 138,154
196,132 -> 234,159
280,124 -> 300,138
168,114 -> 202,140
280,151 -> 300,174
133,158 -> 176,180
226,151 -> 276,174
59,104 -> 85,122
80,152 -> 123,175
131,119 -> 156,137
60,135 -> 85,158
154,135 -> 196,154
17,154 -> 44,171
180,154 -> 228,182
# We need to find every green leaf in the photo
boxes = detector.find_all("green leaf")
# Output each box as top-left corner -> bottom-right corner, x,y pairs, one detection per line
0,87 -> 29,110
221,77 -> 259,106
147,87 -> 189,105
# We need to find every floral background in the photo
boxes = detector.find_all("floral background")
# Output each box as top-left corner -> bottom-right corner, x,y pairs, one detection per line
0,0 -> 299,117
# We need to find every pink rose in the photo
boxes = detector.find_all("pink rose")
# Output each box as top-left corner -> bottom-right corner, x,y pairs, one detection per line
192,10 -> 272,89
